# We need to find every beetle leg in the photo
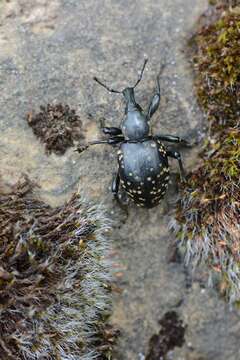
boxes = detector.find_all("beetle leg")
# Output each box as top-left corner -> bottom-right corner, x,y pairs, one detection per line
111,172 -> 120,201
167,150 -> 186,182
75,136 -> 125,153
155,135 -> 191,147
112,172 -> 129,212
147,74 -> 161,120
102,127 -> 122,136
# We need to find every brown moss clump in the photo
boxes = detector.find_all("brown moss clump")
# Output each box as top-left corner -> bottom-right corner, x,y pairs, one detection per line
0,176 -> 116,359
145,311 -> 185,360
172,7 -> 240,302
27,103 -> 84,155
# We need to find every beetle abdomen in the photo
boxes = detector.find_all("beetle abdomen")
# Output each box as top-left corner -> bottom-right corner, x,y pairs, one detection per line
118,139 -> 169,208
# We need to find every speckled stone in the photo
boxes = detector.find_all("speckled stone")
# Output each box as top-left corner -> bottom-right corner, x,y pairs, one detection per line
1,1 -> 240,360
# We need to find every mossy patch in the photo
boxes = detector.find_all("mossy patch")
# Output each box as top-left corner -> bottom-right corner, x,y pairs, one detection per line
0,176 -> 117,359
145,311 -> 185,360
209,1 -> 240,7
195,10 -> 240,125
172,5 -> 240,302
27,103 -> 84,155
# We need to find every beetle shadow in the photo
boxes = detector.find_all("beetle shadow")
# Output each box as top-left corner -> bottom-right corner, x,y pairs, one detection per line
163,172 -> 181,213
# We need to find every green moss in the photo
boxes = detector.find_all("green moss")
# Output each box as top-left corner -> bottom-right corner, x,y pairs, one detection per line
208,1 -> 240,7
173,6 -> 240,302
195,12 -> 240,125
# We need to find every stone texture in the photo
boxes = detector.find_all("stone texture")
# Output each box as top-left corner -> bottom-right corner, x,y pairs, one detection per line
1,1 -> 240,359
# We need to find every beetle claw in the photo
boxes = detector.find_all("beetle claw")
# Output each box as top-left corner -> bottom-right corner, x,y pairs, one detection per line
181,139 -> 193,147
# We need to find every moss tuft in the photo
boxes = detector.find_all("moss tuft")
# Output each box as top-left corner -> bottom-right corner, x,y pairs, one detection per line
195,11 -> 240,125
26,103 -> 84,155
172,5 -> 240,302
0,176 -> 117,359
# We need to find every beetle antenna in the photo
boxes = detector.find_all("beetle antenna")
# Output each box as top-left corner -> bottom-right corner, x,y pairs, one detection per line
94,77 -> 121,93
133,58 -> 148,89
157,62 -> 166,79
155,62 -> 166,93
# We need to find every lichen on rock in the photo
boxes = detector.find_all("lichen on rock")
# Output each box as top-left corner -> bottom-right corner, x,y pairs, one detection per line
0,176 -> 116,359
172,3 -> 240,302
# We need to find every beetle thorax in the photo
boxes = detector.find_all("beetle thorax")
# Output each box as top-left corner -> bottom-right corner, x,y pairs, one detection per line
122,111 -> 149,140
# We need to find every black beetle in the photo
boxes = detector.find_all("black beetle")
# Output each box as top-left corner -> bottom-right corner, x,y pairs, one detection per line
76,59 -> 188,208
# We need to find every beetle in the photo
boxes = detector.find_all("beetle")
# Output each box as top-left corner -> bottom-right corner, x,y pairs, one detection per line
76,59 -> 189,208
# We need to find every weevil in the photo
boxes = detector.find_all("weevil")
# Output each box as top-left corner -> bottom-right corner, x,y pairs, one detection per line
76,59 -> 189,208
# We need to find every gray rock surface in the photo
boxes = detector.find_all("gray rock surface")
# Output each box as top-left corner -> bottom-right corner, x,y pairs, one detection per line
1,1 -> 240,359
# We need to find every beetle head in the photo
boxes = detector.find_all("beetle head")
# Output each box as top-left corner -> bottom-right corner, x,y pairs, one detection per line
122,87 -> 142,112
